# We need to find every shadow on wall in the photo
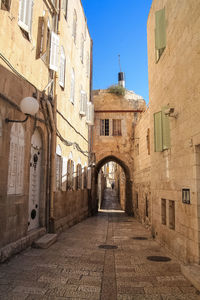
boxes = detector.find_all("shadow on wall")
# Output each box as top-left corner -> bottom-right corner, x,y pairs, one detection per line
95,155 -> 134,216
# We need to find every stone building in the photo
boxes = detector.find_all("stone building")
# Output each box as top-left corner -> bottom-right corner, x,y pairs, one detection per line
147,0 -> 200,264
92,85 -> 146,214
0,0 -> 93,261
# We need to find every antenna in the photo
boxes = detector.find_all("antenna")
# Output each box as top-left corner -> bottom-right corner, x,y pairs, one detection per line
118,54 -> 122,72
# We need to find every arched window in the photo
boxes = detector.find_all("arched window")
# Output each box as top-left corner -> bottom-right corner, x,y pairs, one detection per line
7,123 -> 25,194
72,9 -> 77,43
70,68 -> 75,104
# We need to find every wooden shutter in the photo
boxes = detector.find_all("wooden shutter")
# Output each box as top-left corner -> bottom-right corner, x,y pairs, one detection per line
100,120 -> 105,136
8,124 -> 24,194
154,111 -> 163,152
80,91 -> 86,116
41,13 -> 48,55
113,119 -> 121,136
162,107 -> 170,150
86,102 -> 94,125
59,46 -> 65,88
18,0 -> 33,35
155,8 -> 166,50
49,31 -> 59,71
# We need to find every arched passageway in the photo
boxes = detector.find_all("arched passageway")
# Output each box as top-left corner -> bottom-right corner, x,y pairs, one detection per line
95,155 -> 133,215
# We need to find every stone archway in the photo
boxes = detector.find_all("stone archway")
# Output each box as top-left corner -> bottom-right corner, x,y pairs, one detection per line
94,155 -> 133,216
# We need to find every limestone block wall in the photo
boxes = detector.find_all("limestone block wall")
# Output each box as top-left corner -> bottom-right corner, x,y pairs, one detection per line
133,109 -> 151,225
0,66 -> 48,249
56,0 -> 92,169
148,0 -> 200,263
53,189 -> 89,233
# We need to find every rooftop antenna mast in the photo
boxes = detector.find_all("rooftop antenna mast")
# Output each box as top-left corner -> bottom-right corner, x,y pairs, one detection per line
118,54 -> 122,72
118,54 -> 125,88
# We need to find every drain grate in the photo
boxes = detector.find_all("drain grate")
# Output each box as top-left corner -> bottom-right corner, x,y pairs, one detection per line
132,237 -> 148,240
147,256 -> 171,262
98,244 -> 118,250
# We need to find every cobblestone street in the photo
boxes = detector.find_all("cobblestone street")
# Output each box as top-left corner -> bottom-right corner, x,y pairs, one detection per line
0,189 -> 200,299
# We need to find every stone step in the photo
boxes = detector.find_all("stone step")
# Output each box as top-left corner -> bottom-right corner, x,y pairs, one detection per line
181,264 -> 200,291
32,233 -> 57,249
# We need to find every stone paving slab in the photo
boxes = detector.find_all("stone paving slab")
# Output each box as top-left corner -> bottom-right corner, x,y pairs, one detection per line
0,190 -> 200,300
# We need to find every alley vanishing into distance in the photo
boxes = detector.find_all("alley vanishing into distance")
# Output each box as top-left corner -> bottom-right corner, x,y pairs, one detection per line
0,189 -> 199,300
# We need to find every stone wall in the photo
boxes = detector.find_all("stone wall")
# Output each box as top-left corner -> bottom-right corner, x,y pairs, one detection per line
53,189 -> 89,233
133,109 -> 151,226
148,0 -> 200,263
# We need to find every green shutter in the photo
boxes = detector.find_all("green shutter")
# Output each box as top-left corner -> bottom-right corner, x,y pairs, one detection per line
162,107 -> 170,150
154,112 -> 163,152
155,8 -> 166,50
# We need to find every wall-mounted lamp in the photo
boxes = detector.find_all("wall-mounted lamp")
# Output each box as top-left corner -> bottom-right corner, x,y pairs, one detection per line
5,96 -> 39,123
164,107 -> 178,118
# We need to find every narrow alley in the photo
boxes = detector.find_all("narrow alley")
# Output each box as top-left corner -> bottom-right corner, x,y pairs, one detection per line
0,189 -> 199,300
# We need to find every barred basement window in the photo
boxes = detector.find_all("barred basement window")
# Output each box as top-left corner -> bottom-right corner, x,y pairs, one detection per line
113,119 -> 121,136
161,199 -> 166,225
1,0 -> 11,11
100,119 -> 109,136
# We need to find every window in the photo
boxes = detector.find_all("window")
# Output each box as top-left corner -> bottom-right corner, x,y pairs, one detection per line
36,13 -> 50,61
86,102 -> 94,125
154,107 -> 170,152
100,119 -> 109,136
59,46 -> 66,88
72,9 -> 77,43
145,195 -> 149,217
76,164 -> 82,190
169,200 -> 175,230
56,145 -> 62,190
113,119 -> 121,136
80,91 -> 87,116
80,34 -> 84,63
67,159 -> 74,190
182,189 -> 190,204
136,192 -> 138,209
18,0 -> 34,38
62,157 -> 67,191
86,52 -> 90,78
70,68 -> 75,104
155,8 -> 166,62
62,0 -> 68,20
1,0 -> 11,11
49,31 -> 59,71
146,128 -> 150,155
7,124 -> 25,195
161,199 -> 166,225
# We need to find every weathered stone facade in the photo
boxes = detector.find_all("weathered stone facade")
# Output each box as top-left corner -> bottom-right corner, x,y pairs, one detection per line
147,0 -> 200,264
0,0 -> 92,260
92,89 -> 146,215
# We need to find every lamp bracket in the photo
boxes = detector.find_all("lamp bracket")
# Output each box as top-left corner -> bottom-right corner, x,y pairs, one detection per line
5,114 -> 29,123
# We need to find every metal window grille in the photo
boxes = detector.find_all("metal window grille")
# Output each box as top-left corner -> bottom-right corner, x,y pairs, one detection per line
113,119 -> 121,136
100,119 -> 109,136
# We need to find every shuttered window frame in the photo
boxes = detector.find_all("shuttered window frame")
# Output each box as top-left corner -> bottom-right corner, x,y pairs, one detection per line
86,102 -> 94,125
155,7 -> 166,62
154,108 -> 170,152
49,31 -> 59,71
59,46 -> 66,88
18,0 -> 34,39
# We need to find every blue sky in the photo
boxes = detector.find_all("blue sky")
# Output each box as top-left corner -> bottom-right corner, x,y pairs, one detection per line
82,0 -> 152,103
